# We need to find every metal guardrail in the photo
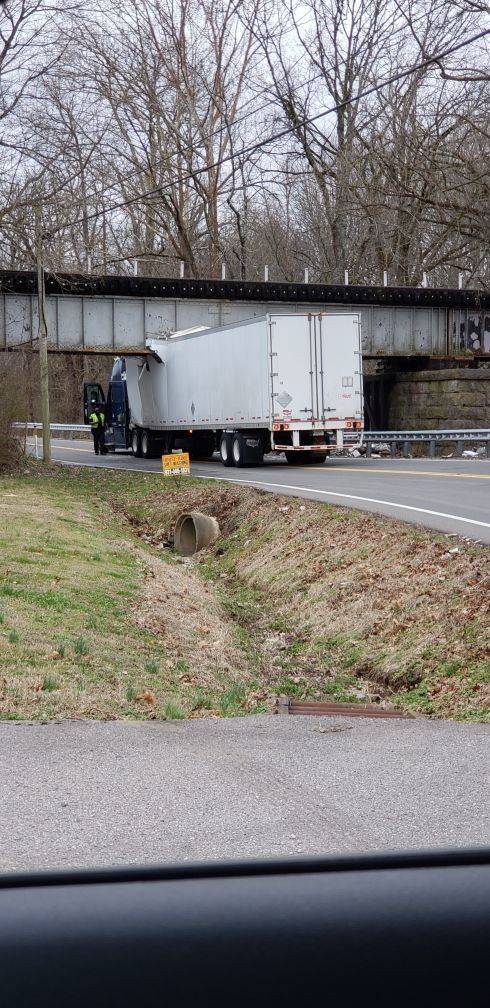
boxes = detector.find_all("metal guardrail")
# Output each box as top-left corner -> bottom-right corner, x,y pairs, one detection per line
364,428 -> 490,442
14,422 -> 90,459
361,428 -> 490,458
15,423 -> 490,459
14,422 -> 90,432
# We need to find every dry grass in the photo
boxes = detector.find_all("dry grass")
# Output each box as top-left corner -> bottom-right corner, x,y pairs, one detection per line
0,359 -> 25,471
128,482 -> 490,721
134,554 -> 249,687
0,477 -> 259,721
1,465 -> 488,721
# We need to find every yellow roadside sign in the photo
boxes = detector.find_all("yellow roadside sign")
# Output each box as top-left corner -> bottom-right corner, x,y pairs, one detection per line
162,451 -> 190,476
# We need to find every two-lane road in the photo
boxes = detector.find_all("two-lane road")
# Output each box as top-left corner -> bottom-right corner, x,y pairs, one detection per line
28,438 -> 490,542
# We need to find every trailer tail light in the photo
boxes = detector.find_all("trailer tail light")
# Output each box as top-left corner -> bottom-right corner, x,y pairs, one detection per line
346,420 -> 352,428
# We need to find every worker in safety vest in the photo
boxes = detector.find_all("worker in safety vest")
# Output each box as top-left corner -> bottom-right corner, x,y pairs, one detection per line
89,401 -> 107,455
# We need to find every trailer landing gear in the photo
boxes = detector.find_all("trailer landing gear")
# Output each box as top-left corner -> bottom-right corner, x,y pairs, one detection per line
189,433 -> 215,461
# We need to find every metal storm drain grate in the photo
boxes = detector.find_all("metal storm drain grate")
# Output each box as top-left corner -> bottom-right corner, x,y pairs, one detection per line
275,697 -> 413,719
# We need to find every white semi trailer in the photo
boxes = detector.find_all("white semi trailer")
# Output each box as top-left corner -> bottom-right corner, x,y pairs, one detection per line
84,312 -> 363,466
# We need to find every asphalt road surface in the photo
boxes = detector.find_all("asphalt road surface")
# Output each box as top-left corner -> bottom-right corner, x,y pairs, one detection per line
0,715 -> 487,872
30,437 -> 490,542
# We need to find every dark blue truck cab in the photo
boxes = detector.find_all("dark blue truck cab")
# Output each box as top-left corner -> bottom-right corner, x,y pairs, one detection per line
83,358 -> 130,452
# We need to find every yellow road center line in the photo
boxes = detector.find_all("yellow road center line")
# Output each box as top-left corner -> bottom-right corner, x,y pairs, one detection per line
303,465 -> 490,479
44,444 -> 94,454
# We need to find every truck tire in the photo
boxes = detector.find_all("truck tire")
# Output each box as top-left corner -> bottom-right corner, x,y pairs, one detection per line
219,433 -> 234,467
232,433 -> 246,466
140,430 -> 154,459
131,429 -> 142,457
309,452 -> 327,464
231,433 -> 264,467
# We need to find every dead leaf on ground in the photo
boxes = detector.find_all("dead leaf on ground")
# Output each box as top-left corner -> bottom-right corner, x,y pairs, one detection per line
136,689 -> 157,705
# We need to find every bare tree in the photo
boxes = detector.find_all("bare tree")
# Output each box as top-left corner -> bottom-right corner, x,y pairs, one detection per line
0,0 -> 487,288
47,0 -> 260,277
239,0 -> 489,285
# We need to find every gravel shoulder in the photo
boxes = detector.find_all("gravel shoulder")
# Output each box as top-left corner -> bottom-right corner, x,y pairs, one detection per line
0,715 -> 487,873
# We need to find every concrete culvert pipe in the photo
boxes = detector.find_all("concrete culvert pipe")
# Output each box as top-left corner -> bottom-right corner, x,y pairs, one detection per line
174,511 -> 220,556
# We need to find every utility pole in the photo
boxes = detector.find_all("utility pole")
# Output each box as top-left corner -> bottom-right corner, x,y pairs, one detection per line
35,205 -> 51,463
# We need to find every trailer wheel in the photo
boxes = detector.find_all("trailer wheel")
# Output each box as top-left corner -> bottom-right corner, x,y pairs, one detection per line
309,452 -> 327,464
231,433 -> 246,467
219,433 -> 234,467
140,430 -> 153,459
230,433 -> 264,466
131,429 -> 142,457
232,431 -> 258,465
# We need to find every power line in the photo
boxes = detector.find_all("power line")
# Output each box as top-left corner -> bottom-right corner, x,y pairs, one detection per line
51,28 -> 489,238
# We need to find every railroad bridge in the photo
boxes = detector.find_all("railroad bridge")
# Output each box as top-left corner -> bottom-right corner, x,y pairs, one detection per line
1,270 -> 488,428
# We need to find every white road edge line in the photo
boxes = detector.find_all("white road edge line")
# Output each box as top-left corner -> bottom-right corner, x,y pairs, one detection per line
54,458 -> 490,530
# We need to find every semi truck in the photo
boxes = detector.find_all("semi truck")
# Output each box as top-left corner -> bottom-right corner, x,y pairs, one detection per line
83,312 -> 363,466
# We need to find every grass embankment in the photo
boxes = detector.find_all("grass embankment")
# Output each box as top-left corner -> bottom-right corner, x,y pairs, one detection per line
0,463 -> 488,721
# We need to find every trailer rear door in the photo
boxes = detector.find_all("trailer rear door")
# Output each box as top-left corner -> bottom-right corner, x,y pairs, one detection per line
316,313 -> 362,422
269,315 -> 315,423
